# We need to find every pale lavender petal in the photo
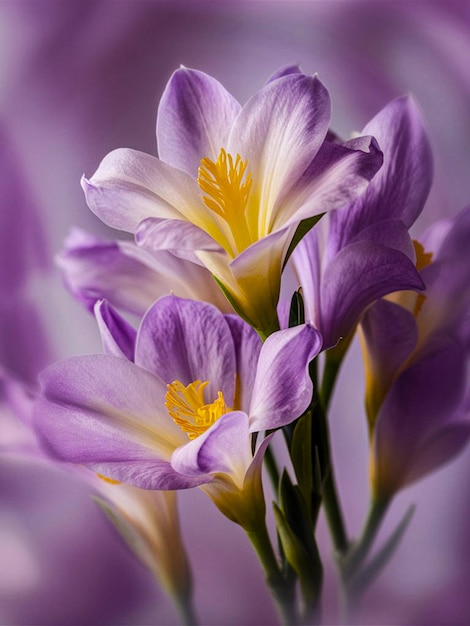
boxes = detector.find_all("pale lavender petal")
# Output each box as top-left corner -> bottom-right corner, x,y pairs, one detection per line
276,135 -> 383,231
249,324 -> 322,432
403,422 -> 470,488
224,315 -> 262,412
94,300 -> 136,361
57,228 -> 171,315
35,355 -> 184,465
135,295 -> 236,404
157,67 -> 241,177
329,96 -> 433,253
82,148 -> 201,232
291,225 -> 323,329
228,74 -> 331,231
87,458 -> 205,491
319,242 -> 424,348
171,411 -> 252,479
135,217 -> 223,253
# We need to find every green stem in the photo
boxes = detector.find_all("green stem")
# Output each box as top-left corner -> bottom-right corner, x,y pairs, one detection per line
246,523 -> 298,625
345,497 -> 391,579
322,468 -> 348,554
174,591 -> 199,626
264,444 -> 281,495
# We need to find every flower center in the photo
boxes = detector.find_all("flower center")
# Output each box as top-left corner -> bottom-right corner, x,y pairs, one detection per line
165,379 -> 230,440
197,148 -> 253,255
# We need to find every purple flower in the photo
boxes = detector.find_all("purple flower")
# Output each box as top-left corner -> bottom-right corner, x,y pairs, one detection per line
360,205 -> 470,498
35,296 -> 322,527
290,96 -> 430,349
82,67 -> 382,336
57,228 -> 232,317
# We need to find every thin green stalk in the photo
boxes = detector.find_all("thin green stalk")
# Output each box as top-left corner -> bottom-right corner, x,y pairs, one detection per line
247,523 -> 298,625
345,497 -> 391,579
264,444 -> 281,495
174,591 -> 199,626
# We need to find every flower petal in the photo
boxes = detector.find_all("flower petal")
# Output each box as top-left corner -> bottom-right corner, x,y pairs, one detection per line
171,411 -> 252,482
329,96 -> 433,253
372,335 -> 467,495
157,67 -> 241,177
277,135 -> 383,231
82,148 -> 203,232
360,299 -> 418,423
403,422 -> 470,488
94,300 -> 136,361
266,64 -> 302,84
35,355 -> 184,465
224,315 -> 262,412
135,217 -> 224,254
249,324 -> 322,432
135,295 -> 236,404
228,74 -> 331,235
319,241 -> 424,348
57,229 -> 162,315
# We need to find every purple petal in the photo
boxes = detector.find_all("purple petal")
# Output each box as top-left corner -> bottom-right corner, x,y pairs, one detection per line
276,135 -> 383,231
157,67 -> 241,178
329,96 -> 433,253
224,315 -> 262,412
360,299 -> 418,420
373,336 -> 467,494
344,219 -> 416,261
82,148 -> 201,232
135,295 -> 236,404
35,355 -> 184,466
319,241 -> 424,348
87,458 -> 204,491
266,65 -> 303,83
228,74 -> 331,232
94,300 -> 136,361
171,411 -> 252,479
249,324 -> 322,432
403,422 -> 470,488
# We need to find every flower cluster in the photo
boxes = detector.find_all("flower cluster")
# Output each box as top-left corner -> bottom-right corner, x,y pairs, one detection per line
6,66 -> 468,624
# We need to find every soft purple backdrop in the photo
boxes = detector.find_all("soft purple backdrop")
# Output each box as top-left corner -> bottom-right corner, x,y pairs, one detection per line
1,1 -> 469,624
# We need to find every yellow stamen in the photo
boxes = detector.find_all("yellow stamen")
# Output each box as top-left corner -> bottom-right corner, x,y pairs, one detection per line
165,379 -> 230,440
197,148 -> 253,255
96,473 -> 121,485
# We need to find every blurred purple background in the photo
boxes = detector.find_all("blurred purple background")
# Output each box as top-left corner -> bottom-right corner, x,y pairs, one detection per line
1,1 -> 469,624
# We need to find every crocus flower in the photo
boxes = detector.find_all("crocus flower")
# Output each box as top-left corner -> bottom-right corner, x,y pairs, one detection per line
290,96 -> 431,349
360,205 -> 470,499
82,67 -> 382,336
57,228 -> 232,317
35,295 -> 321,528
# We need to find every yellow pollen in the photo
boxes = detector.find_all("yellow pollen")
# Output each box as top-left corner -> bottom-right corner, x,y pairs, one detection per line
165,379 -> 230,440
197,148 -> 253,254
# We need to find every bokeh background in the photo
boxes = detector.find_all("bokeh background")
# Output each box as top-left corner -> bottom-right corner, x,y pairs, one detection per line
1,1 -> 469,624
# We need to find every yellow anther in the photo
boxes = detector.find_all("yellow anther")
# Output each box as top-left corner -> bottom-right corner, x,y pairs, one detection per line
165,379 -> 229,440
412,240 -> 433,317
413,239 -> 433,272
96,473 -> 121,485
